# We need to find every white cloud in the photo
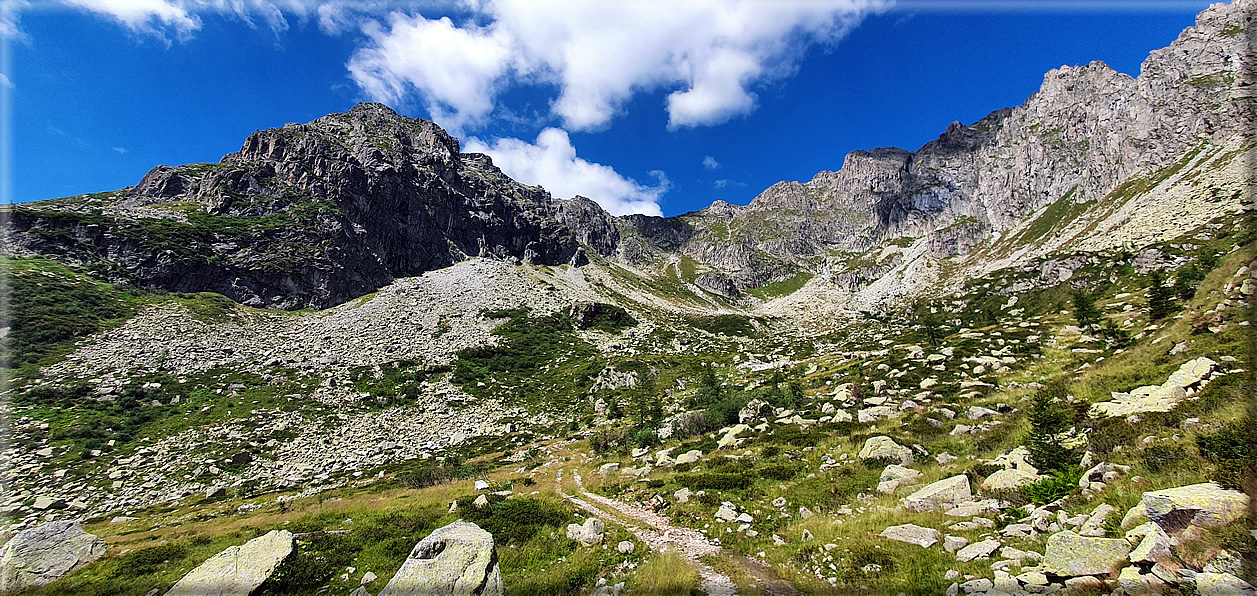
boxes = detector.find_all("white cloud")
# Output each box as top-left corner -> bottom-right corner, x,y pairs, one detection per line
351,0 -> 889,131
111,146 -> 128,154
702,155 -> 720,170
50,0 -> 428,39
63,0 -> 201,40
466,128 -> 666,216
348,12 -> 513,133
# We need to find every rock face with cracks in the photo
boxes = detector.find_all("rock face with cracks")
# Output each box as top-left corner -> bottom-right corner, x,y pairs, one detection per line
0,521 -> 107,593
165,530 -> 294,596
378,521 -> 504,596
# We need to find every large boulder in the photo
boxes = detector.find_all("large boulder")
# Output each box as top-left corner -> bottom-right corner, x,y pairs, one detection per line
879,524 -> 939,548
565,518 -> 605,546
1142,483 -> 1249,533
1042,530 -> 1131,577
738,398 -> 772,424
379,521 -> 503,596
166,530 -> 294,596
902,475 -> 971,512
857,436 -> 914,465
0,521 -> 107,592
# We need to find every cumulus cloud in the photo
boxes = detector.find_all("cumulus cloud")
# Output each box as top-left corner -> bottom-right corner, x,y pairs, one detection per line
348,13 -> 513,132
702,155 -> 720,170
351,0 -> 889,131
466,128 -> 666,216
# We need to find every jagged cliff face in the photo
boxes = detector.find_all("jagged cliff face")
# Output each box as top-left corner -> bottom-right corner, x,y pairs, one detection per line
661,0 -> 1254,293
5,104 -> 595,309
3,0 -> 1252,309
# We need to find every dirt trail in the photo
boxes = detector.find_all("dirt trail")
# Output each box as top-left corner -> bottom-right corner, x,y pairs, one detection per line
555,467 -> 738,596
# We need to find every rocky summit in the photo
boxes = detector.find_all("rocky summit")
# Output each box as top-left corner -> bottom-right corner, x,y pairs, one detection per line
1,1 -> 1255,595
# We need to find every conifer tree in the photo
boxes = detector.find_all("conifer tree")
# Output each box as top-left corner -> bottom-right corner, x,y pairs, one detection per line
1148,269 -> 1176,320
1070,290 -> 1102,330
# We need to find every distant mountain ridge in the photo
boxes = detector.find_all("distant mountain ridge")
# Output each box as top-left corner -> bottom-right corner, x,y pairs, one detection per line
4,0 -> 1253,309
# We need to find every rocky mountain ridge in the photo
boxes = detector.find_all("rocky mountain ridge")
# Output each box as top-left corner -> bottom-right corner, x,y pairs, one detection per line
4,0 -> 1253,310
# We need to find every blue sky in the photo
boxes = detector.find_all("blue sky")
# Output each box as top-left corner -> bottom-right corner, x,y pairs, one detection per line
6,1 -> 1214,216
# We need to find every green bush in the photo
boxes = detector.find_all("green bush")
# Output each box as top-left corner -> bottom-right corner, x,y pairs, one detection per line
675,473 -> 751,491
1197,417 -> 1257,490
1021,466 -> 1080,505
116,543 -> 189,578
456,496 -> 572,545
1141,443 -> 1189,473
755,463 -> 801,481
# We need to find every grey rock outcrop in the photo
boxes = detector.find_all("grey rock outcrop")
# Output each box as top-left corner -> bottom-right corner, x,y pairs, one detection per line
165,529 -> 293,596
902,475 -> 971,512
1042,530 -> 1131,577
1143,482 -> 1250,533
0,521 -> 107,592
857,436 -> 914,465
566,518 -> 605,547
378,521 -> 503,596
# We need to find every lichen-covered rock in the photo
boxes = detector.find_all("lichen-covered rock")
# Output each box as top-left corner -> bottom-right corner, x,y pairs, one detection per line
1195,572 -> 1257,596
0,521 -> 107,593
1129,523 -> 1173,564
858,436 -> 914,465
902,475 -> 971,512
981,468 -> 1039,491
378,521 -> 503,596
1143,483 -> 1249,533
1042,530 -> 1131,577
166,530 -> 294,596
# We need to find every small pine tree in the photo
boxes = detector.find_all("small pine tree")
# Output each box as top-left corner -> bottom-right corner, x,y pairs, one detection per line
1024,381 -> 1078,473
1148,269 -> 1176,320
1174,262 -> 1204,301
1070,290 -> 1102,330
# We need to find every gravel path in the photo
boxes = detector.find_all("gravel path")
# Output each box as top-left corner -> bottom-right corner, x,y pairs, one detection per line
555,467 -> 737,596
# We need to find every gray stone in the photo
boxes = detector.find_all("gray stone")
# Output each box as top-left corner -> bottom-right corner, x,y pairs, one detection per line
1143,482 -> 1249,532
981,468 -> 1039,491
566,518 -> 605,546
903,475 -> 972,512
955,538 -> 1001,562
943,535 -> 969,553
1042,530 -> 1130,577
857,436 -> 914,465
205,486 -> 227,499
0,521 -> 107,593
674,450 -> 702,465
378,521 -> 503,596
959,578 -> 993,593
880,524 -> 940,548
617,541 -> 634,554
880,464 -> 922,484
1129,523 -> 1173,564
166,530 -> 293,596
1078,503 -> 1116,537
673,488 -> 693,503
